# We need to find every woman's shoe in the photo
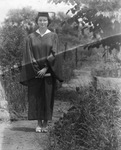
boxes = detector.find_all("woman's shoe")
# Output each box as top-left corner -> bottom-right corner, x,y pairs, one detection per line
35,126 -> 42,133
42,126 -> 48,133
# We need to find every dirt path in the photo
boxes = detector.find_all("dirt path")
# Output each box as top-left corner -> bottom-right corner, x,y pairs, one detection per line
0,61 -> 93,150
0,101 -> 71,150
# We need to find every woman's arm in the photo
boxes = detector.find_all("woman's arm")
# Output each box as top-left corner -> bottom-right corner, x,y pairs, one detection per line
26,35 -> 48,78
46,33 -> 63,82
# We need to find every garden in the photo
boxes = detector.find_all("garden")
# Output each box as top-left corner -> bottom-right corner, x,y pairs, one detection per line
0,0 -> 121,150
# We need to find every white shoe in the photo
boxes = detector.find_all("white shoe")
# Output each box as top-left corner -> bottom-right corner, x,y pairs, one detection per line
35,126 -> 42,133
42,126 -> 48,133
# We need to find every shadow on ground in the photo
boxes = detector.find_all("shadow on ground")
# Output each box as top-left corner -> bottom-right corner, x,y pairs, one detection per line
11,127 -> 35,132
0,100 -> 71,150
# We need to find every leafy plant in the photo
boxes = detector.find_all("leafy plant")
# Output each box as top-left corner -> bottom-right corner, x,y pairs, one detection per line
49,85 -> 120,150
49,0 -> 121,40
2,69 -> 28,120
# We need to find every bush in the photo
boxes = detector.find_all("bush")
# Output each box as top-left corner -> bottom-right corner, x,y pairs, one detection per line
92,61 -> 121,78
49,85 -> 120,150
62,59 -> 75,82
2,69 -> 28,120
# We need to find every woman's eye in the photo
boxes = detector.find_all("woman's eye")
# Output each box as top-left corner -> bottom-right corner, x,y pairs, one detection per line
39,20 -> 47,22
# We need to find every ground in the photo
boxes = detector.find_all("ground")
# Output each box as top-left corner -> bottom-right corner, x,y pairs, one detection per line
0,61 -> 97,150
0,101 -> 71,150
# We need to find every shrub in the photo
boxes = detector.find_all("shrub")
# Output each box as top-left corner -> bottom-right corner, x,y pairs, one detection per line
49,85 -> 120,150
92,61 -> 121,78
62,59 -> 75,82
2,69 -> 28,120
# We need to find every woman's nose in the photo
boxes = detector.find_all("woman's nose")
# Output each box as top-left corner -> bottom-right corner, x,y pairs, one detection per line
41,21 -> 45,24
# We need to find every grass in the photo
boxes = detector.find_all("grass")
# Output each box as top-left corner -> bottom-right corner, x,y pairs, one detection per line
91,61 -> 121,78
2,69 -> 28,120
49,84 -> 120,150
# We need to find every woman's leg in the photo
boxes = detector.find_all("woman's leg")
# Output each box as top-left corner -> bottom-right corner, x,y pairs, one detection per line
44,77 -> 56,120
42,120 -> 48,132
43,120 -> 48,127
38,120 -> 43,127
28,78 -> 44,120
36,120 -> 43,132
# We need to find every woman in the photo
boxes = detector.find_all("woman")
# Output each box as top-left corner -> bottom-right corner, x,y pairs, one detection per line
20,12 -> 63,132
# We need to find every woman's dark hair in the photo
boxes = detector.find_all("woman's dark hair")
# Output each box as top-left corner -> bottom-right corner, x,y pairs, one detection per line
35,12 -> 51,26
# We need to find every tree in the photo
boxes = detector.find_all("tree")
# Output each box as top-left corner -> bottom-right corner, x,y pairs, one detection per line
3,7 -> 37,34
48,0 -> 121,38
48,0 -> 121,11
0,7 -> 37,69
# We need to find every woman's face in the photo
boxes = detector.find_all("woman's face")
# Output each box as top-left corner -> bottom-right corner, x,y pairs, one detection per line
37,16 -> 48,28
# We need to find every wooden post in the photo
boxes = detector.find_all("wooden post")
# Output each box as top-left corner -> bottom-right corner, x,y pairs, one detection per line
104,46 -> 109,63
104,47 -> 107,63
92,76 -> 97,90
64,42 -> 67,60
75,48 -> 78,67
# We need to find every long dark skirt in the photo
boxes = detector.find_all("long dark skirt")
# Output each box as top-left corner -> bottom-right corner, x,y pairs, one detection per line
28,76 -> 56,120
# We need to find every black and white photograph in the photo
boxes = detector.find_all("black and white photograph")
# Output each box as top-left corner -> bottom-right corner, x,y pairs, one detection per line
0,0 -> 121,150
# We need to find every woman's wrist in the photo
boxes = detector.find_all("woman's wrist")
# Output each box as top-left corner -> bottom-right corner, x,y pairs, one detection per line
44,63 -> 48,70
43,67 -> 48,73
44,66 -> 48,70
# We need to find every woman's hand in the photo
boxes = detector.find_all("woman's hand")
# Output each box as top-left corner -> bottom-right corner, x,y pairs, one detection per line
37,67 -> 48,78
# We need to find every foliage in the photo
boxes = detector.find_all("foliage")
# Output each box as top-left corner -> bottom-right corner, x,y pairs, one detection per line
57,12 -> 70,21
0,7 -> 37,69
67,7 -> 120,38
0,7 -> 37,120
62,58 -> 75,82
92,61 -> 121,78
48,0 -> 79,5
84,34 -> 121,55
86,0 -> 121,11
4,7 -> 37,33
0,25 -> 26,68
49,85 -> 119,150
76,8 -> 113,36
48,0 -> 121,40
2,69 -> 28,120
48,0 -> 121,11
